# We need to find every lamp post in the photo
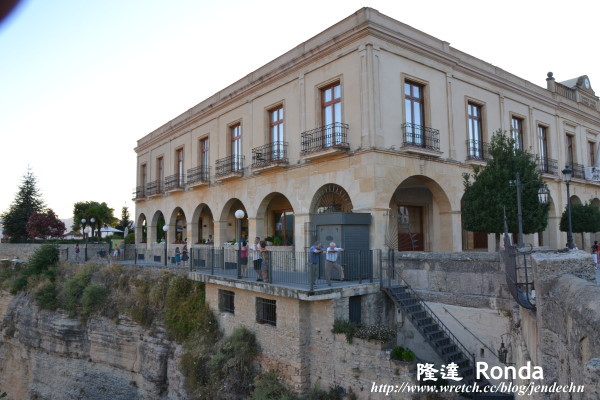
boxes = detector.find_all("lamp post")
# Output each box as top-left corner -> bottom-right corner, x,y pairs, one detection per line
513,173 -> 550,248
562,166 -> 574,249
163,224 -> 169,266
81,218 -> 88,261
235,210 -> 245,279
498,334 -> 509,364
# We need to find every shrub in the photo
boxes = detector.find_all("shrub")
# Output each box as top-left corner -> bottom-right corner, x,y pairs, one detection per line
10,276 -> 28,294
62,270 -> 91,316
272,236 -> 282,246
354,324 -> 396,343
331,319 -> 358,343
81,285 -> 108,316
164,276 -> 209,342
25,244 -> 59,275
252,371 -> 297,400
35,284 -> 58,310
390,346 -> 415,362
125,233 -> 135,244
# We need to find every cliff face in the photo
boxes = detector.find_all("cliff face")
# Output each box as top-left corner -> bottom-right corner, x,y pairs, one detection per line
0,291 -> 188,400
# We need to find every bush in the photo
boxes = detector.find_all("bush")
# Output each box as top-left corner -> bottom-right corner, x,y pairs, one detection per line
331,319 -> 358,343
252,371 -> 297,400
62,270 -> 91,316
10,275 -> 28,294
25,244 -> 59,275
81,285 -> 108,316
125,233 -> 135,244
391,346 -> 415,362
354,324 -> 396,343
35,284 -> 58,310
165,276 -> 210,342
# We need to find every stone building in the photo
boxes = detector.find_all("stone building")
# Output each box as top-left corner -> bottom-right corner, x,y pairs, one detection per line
133,8 -> 600,253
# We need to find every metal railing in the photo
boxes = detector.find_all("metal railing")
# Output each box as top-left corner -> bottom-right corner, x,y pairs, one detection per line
215,155 -> 244,178
465,139 -> 489,161
567,162 -> 585,179
401,123 -> 440,151
300,122 -> 349,155
538,157 -> 558,175
187,166 -> 210,185
145,179 -> 163,196
252,141 -> 288,169
164,173 -> 184,191
132,185 -> 145,200
188,247 -> 378,291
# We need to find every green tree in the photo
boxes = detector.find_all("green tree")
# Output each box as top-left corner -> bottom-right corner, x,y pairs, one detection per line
560,202 -> 600,248
115,206 -> 132,232
72,201 -> 117,239
1,169 -> 45,242
462,130 -> 550,249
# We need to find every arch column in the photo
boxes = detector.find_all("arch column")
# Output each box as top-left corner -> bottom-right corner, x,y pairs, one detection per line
293,213 -> 311,250
148,222 -> 157,245
369,210 -> 389,250
214,220 -> 228,246
440,210 -> 462,252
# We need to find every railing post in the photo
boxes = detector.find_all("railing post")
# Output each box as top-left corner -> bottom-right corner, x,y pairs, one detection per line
134,248 -> 137,265
308,250 -> 314,292
190,247 -> 194,271
211,248 -> 215,275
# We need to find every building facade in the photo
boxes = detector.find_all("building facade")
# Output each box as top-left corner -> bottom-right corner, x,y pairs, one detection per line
133,8 -> 600,252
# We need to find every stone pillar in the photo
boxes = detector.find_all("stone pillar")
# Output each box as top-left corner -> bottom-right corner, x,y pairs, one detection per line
248,217 -> 266,243
439,210 -> 462,252
369,209 -> 389,250
293,213 -> 311,250
213,220 -> 228,247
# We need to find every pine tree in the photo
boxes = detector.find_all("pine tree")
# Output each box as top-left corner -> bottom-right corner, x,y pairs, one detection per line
462,130 -> 550,249
1,169 -> 45,242
115,206 -> 132,232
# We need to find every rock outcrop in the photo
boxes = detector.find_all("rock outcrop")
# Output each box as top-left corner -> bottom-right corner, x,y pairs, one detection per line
0,291 -> 188,400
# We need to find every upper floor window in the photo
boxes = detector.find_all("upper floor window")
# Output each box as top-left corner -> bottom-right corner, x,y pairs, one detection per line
589,141 -> 596,166
404,81 -> 425,146
538,125 -> 548,161
140,164 -> 147,186
270,106 -> 284,160
467,102 -> 484,159
566,134 -> 574,165
321,83 -> 342,147
231,124 -> 242,171
199,137 -> 209,170
511,117 -> 524,150
157,157 -> 164,181
176,148 -> 184,186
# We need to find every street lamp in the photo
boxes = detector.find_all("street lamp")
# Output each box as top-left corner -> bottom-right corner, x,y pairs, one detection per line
562,166 -> 574,249
81,218 -> 87,261
163,224 -> 169,266
235,209 -> 245,279
89,217 -> 96,241
84,226 -> 91,261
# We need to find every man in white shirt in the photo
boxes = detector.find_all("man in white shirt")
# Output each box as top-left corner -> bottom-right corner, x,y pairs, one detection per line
325,242 -> 344,286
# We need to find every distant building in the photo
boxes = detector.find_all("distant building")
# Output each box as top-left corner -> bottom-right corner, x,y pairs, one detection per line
133,8 -> 600,252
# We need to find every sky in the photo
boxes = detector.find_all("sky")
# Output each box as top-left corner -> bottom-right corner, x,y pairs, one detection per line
0,0 -> 598,228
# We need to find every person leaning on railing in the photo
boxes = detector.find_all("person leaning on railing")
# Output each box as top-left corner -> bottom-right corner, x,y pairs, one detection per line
309,241 -> 324,284
325,242 -> 345,286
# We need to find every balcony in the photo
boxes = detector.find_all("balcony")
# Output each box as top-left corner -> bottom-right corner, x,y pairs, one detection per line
252,141 -> 288,171
465,139 -> 489,162
215,155 -> 244,180
145,179 -> 163,197
567,162 -> 585,180
187,166 -> 211,187
538,157 -> 558,176
165,173 -> 185,192
400,123 -> 441,156
300,122 -> 349,160
132,185 -> 145,201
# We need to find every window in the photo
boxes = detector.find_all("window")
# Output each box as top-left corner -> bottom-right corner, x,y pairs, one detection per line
273,210 -> 294,245
157,157 -> 164,191
141,164 -> 147,187
176,148 -> 184,186
467,102 -> 483,159
270,106 -> 284,160
218,290 -> 235,314
538,125 -> 550,173
231,124 -> 242,171
589,141 -> 596,166
200,137 -> 209,173
321,82 -> 342,146
566,134 -> 574,166
404,81 -> 425,145
256,297 -> 276,326
511,117 -> 524,150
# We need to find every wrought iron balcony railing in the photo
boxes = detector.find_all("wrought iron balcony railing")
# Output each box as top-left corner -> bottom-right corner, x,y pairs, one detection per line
165,173 -> 185,191
465,139 -> 489,161
132,185 -> 145,200
187,166 -> 210,185
538,157 -> 558,176
215,155 -> 244,178
567,162 -> 585,179
145,179 -> 163,196
401,123 -> 440,151
252,141 -> 288,169
300,122 -> 349,155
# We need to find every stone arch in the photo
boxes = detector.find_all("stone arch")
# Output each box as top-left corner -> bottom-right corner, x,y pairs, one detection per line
388,175 -> 453,252
256,192 -> 295,245
218,198 -> 248,245
309,184 -> 353,214
135,213 -> 148,244
191,203 -> 215,244
150,210 -> 166,244
168,207 -> 187,243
